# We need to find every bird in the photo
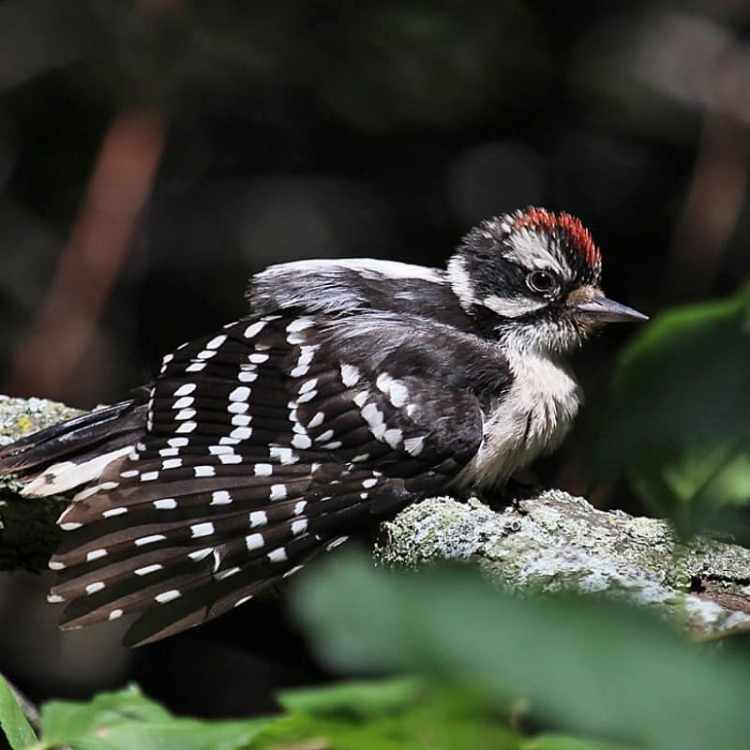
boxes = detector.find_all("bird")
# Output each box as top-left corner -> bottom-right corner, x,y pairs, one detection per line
0,206 -> 647,646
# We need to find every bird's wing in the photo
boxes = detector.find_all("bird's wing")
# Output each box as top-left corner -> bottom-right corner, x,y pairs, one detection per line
49,310 -> 489,646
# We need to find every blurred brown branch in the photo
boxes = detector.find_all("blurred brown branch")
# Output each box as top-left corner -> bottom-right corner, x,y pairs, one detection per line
5,110 -> 166,400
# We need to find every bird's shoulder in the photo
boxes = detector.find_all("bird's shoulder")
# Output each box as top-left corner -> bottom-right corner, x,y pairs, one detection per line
247,257 -> 473,330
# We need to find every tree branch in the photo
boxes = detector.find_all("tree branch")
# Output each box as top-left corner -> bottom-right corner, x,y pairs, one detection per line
2,395 -> 750,638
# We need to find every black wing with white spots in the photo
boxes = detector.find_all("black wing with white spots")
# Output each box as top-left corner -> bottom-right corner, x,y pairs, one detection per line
45,310 -> 494,645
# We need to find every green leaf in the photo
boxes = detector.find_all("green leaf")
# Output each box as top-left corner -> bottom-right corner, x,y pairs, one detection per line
595,286 -> 750,530
40,684 -> 268,750
277,677 -> 423,718
0,675 -> 37,750
521,735 -> 634,750
291,551 -> 750,750
254,677 -> 519,750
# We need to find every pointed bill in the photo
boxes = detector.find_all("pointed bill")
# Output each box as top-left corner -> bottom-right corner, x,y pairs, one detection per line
574,296 -> 649,323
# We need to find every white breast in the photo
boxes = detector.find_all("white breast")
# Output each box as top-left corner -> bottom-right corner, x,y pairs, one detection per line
456,350 -> 581,489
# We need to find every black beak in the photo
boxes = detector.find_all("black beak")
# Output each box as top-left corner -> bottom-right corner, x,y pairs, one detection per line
573,297 -> 649,323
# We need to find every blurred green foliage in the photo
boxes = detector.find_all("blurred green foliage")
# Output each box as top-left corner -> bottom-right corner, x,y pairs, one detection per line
597,285 -> 750,532
7,550 -> 750,749
0,675 -> 36,750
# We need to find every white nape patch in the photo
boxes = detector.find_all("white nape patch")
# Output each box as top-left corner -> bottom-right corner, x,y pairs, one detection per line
206,334 -> 227,349
456,348 -> 581,490
103,506 -> 128,518
174,383 -> 196,396
156,590 -> 181,604
244,320 -> 267,338
249,510 -> 268,527
254,463 -> 273,476
109,609 -> 124,621
245,533 -> 265,551
446,255 -> 476,311
270,484 -> 287,501
404,436 -> 425,456
210,491 -> 232,505
154,498 -> 177,510
482,295 -> 547,319
86,582 -> 105,595
22,446 -> 133,497
268,547 -> 288,563
191,522 -> 214,538
340,363 -> 360,387
86,549 -> 108,562
135,534 -> 167,546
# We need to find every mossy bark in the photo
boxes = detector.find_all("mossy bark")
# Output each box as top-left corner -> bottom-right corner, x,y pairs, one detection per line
2,395 -> 750,637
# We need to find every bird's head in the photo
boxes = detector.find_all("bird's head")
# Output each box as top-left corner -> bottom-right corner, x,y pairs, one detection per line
447,207 -> 647,354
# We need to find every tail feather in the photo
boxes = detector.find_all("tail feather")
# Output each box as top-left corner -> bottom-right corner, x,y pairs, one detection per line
0,398 -> 147,496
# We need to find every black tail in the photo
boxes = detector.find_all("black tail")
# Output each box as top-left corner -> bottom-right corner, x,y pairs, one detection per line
0,398 -> 148,496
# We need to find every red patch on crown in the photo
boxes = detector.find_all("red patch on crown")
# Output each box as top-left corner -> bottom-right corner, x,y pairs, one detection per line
511,207 -> 601,270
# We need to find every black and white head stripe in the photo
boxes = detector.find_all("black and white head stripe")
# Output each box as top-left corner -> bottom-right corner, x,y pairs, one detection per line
448,207 -> 603,321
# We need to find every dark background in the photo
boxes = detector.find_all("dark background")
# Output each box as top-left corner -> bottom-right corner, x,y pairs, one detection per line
1,0 -> 749,720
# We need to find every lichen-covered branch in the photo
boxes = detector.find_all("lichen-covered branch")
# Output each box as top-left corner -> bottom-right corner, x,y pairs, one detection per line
376,494 -> 750,638
2,395 -> 750,638
0,395 -> 79,572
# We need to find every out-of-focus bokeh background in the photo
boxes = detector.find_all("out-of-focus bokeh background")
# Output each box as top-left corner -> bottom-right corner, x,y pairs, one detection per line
1,0 -> 750,723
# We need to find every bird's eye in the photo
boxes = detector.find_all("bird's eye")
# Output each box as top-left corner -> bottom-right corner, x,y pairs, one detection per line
526,270 -> 558,295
